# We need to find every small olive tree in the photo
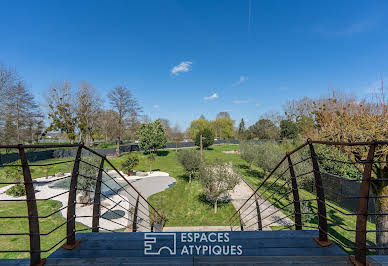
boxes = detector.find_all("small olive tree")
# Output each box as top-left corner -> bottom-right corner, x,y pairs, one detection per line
199,162 -> 240,213
239,141 -> 256,169
177,149 -> 201,183
78,156 -> 99,205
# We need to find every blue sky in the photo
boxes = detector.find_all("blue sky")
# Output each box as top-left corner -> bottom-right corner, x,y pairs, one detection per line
1,0 -> 387,129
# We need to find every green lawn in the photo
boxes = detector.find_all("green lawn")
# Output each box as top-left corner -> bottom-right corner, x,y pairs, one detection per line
1,143 -> 371,257
0,144 -> 242,259
0,201 -> 88,259
241,165 -> 377,255
109,145 -> 242,227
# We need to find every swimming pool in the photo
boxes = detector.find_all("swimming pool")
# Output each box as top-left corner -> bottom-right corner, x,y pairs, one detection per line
49,172 -> 134,196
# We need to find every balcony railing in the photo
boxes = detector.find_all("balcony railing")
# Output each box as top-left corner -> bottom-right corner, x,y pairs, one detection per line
0,144 -> 165,265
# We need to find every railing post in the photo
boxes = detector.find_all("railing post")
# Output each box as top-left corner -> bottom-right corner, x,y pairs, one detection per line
254,194 -> 263,230
308,141 -> 331,246
18,145 -> 43,266
62,144 -> 83,250
287,154 -> 302,230
353,143 -> 376,265
239,211 -> 244,231
132,194 -> 140,232
92,156 -> 105,232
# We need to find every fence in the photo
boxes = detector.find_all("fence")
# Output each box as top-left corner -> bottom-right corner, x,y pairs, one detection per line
229,139 -> 388,265
0,144 -> 165,266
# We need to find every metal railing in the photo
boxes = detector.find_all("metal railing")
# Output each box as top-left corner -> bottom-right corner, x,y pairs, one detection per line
0,143 -> 165,265
229,139 -> 388,265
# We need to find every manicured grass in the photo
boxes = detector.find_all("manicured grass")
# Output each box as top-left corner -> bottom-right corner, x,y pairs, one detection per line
109,145 -> 242,227
0,201 -> 88,259
0,144 -> 242,259
241,166 -> 377,255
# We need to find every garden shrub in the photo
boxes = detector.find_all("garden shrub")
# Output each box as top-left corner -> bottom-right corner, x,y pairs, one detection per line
6,184 -> 26,197
315,145 -> 361,180
177,149 -> 201,183
239,141 -> 256,169
121,153 -> 140,175
253,142 -> 285,173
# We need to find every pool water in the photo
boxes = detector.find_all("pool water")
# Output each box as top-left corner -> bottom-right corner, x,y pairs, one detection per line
49,173 -> 132,196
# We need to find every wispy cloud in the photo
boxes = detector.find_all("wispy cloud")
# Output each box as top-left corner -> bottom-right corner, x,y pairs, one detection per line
204,93 -> 219,101
153,105 -> 160,109
171,61 -> 192,75
234,99 -> 251,104
255,103 -> 261,107
313,18 -> 378,36
233,76 -> 248,86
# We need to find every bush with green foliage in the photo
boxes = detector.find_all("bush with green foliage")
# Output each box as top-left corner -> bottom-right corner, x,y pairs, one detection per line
6,184 -> 26,197
96,142 -> 111,148
239,141 -> 256,169
177,149 -> 201,183
195,128 -> 214,149
121,153 -> 140,175
280,120 -> 299,139
315,145 -> 361,180
253,142 -> 285,173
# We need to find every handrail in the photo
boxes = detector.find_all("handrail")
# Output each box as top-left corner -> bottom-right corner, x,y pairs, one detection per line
230,139 -> 388,265
0,143 -> 165,265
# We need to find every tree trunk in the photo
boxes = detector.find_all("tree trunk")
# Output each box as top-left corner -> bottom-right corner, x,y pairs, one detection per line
214,200 -> 218,213
189,173 -> 192,183
372,167 -> 388,255
116,139 -> 120,157
149,161 -> 152,173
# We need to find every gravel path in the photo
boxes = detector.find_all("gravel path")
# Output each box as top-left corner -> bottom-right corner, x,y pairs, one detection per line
230,180 -> 293,231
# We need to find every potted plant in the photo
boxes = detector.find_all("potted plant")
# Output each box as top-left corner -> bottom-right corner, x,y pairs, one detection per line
121,153 -> 140,176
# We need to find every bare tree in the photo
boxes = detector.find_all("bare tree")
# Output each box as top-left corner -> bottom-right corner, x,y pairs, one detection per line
95,110 -> 119,142
76,81 -> 102,146
46,81 -> 78,143
2,79 -> 43,144
170,124 -> 184,151
108,86 -> 141,155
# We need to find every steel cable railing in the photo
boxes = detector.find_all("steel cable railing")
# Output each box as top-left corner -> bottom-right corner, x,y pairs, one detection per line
0,143 -> 166,265
228,139 -> 388,265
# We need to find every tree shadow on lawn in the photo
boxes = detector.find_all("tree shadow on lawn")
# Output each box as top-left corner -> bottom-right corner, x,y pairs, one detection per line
197,193 -> 230,210
238,164 -> 265,179
156,150 -> 169,157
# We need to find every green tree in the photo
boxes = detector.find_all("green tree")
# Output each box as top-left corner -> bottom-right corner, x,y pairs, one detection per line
212,114 -> 235,139
280,120 -> 299,139
137,119 -> 167,153
199,162 -> 240,213
177,149 -> 201,183
238,119 -> 247,140
248,119 -> 279,140
195,128 -> 214,149
189,117 -> 212,139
